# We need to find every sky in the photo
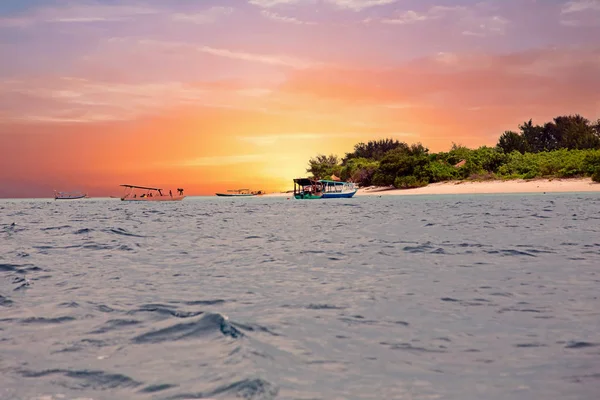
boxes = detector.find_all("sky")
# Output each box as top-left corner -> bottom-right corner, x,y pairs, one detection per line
0,0 -> 599,197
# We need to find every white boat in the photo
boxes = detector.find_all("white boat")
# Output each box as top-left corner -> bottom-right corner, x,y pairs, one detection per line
54,190 -> 88,200
120,184 -> 185,202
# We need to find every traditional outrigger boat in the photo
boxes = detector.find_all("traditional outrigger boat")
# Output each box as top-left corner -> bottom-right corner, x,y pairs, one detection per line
293,178 -> 357,199
293,178 -> 323,199
215,189 -> 263,197
120,185 -> 185,202
54,190 -> 88,200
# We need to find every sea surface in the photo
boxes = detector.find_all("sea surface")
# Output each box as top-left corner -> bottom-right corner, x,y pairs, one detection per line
1,194 -> 600,400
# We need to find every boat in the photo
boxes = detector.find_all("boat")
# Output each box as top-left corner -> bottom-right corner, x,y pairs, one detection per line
120,185 -> 185,201
293,178 -> 324,199
293,178 -> 357,199
320,180 -> 358,198
215,189 -> 263,197
54,190 -> 88,200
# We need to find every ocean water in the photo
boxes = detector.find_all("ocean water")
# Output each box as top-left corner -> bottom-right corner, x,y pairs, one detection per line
1,194 -> 600,400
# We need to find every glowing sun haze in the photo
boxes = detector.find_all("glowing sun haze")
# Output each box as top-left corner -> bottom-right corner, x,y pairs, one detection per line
1,0 -> 599,197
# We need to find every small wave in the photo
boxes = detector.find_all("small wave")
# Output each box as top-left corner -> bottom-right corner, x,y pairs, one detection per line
74,228 -> 93,234
487,249 -> 537,257
565,341 -> 597,349
339,315 -> 379,325
127,304 -> 204,319
0,263 -> 40,273
82,243 -> 114,250
20,316 -> 76,324
0,294 -> 13,307
133,312 -> 243,344
403,243 -> 435,253
441,297 -> 459,302
12,276 -> 31,291
167,378 -> 278,400
58,301 -> 80,308
106,227 -> 146,238
40,225 -> 72,231
567,373 -> 600,383
514,343 -> 547,348
140,383 -> 178,393
381,342 -> 447,353
498,308 -> 543,314
181,299 -> 226,306
230,321 -> 280,337
304,303 -> 346,310
89,319 -> 142,334
20,369 -> 141,390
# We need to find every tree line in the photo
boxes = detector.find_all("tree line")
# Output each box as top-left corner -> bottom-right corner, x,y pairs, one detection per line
306,114 -> 600,188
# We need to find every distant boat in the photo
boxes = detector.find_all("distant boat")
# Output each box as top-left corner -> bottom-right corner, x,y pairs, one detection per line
120,185 -> 185,202
54,190 -> 88,200
293,178 -> 357,199
215,189 -> 262,197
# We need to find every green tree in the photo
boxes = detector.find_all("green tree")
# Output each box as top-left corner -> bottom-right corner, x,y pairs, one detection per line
307,154 -> 341,179
497,131 -> 528,154
340,158 -> 379,187
519,119 -> 548,152
372,144 -> 431,187
343,139 -> 408,162
553,114 -> 600,150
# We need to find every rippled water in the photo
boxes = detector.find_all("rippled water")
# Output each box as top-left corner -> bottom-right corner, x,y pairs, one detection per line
1,194 -> 600,400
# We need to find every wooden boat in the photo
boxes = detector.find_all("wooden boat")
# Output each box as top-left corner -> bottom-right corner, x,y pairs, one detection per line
320,180 -> 358,198
293,178 -> 324,199
293,178 -> 357,199
54,190 -> 88,200
215,189 -> 262,197
120,185 -> 185,202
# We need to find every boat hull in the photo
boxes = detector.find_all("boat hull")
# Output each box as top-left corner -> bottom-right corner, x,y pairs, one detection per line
321,189 -> 358,199
55,195 -> 87,200
215,193 -> 256,197
294,193 -> 323,199
121,196 -> 185,202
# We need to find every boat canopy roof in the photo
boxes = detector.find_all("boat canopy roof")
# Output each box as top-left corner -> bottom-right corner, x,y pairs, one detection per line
120,184 -> 162,191
293,178 -> 320,186
319,180 -> 348,184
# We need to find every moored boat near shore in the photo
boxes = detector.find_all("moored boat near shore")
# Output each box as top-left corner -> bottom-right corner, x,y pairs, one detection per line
120,185 -> 185,201
293,178 -> 357,199
320,180 -> 357,198
293,178 -> 323,199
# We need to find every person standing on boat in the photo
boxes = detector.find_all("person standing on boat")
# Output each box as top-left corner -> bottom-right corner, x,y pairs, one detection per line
169,190 -> 172,197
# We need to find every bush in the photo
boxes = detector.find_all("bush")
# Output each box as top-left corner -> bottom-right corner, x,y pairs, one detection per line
429,161 -> 457,182
394,175 -> 428,189
592,169 -> 600,183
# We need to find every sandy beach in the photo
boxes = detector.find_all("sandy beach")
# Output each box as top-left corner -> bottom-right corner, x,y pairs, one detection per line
265,178 -> 600,197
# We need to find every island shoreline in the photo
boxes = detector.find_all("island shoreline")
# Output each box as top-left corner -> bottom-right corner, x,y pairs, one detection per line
264,178 -> 600,197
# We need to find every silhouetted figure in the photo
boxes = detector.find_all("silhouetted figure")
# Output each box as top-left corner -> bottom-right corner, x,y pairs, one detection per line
169,190 -> 172,197
177,188 -> 184,196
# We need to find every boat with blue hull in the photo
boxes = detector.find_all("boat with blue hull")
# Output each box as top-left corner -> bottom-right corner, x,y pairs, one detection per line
320,180 -> 358,198
293,178 -> 357,199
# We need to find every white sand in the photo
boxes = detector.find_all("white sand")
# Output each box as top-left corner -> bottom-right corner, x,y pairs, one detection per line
357,178 -> 600,196
263,178 -> 600,197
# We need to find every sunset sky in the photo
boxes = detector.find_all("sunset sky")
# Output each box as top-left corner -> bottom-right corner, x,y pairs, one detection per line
1,0 -> 599,197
